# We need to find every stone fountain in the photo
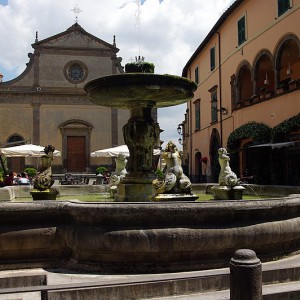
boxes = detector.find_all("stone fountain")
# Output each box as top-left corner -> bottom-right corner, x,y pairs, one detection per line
85,73 -> 197,202
1,73 -> 300,277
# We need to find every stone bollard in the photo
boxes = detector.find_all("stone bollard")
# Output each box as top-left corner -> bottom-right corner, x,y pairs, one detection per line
230,249 -> 262,300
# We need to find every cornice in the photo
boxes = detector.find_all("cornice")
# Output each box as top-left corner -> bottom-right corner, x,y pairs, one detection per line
33,23 -> 118,52
0,93 -> 92,105
35,47 -> 118,57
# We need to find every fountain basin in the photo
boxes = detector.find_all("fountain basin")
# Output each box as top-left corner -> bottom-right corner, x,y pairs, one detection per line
1,196 -> 300,273
85,73 -> 197,108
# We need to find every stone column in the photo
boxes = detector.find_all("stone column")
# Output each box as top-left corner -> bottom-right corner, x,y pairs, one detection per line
230,249 -> 262,300
31,102 -> 41,145
123,100 -> 157,181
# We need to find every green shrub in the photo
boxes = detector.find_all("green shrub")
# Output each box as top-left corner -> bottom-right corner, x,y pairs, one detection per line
96,166 -> 107,175
24,167 -> 37,178
227,121 -> 271,150
270,113 -> 300,142
125,61 -> 155,73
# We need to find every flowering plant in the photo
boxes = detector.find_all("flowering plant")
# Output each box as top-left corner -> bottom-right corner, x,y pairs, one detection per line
201,156 -> 208,163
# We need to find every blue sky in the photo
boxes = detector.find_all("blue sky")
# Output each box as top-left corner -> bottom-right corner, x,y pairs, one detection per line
0,0 -> 234,148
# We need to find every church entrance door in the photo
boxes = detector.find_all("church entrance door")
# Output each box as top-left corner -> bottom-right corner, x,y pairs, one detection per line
67,136 -> 86,172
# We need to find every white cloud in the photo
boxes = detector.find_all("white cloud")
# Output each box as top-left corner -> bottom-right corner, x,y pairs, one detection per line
0,0 -> 234,149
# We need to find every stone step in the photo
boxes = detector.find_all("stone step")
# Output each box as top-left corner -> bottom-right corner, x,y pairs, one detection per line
147,281 -> 300,299
1,254 -> 300,299
0,271 -> 46,288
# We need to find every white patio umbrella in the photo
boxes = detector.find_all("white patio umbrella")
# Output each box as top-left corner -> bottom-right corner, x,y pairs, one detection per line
0,144 -> 61,157
91,145 -> 160,158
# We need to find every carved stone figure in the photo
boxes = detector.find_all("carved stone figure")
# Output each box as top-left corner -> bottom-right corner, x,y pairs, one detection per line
212,147 -> 245,200
123,118 -> 157,175
33,145 -> 55,191
153,141 -> 191,195
109,153 -> 128,197
218,147 -> 238,186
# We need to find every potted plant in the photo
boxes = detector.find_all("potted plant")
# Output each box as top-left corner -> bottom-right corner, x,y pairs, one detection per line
259,87 -> 266,100
251,94 -> 259,103
288,79 -> 297,90
264,89 -> 272,99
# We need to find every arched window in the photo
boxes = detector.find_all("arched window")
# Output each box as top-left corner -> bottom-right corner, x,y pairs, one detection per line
275,35 -> 300,89
253,51 -> 274,95
236,62 -> 253,104
7,135 -> 24,146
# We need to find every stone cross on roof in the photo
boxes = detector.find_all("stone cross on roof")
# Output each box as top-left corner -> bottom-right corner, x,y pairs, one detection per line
70,4 -> 83,23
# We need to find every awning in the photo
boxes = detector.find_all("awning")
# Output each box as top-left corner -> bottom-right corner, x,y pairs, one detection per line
0,144 -> 61,157
249,142 -> 295,149
91,145 -> 161,158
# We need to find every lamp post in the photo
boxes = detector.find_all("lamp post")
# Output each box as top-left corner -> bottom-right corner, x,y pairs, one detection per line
177,123 -> 188,145
177,122 -> 190,178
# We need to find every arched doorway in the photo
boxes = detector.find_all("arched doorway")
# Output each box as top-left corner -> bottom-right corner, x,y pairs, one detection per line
59,120 -> 93,173
194,151 -> 202,183
240,139 -> 254,183
209,128 -> 221,183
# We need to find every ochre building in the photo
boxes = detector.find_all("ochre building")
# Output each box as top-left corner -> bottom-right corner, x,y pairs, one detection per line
182,0 -> 300,185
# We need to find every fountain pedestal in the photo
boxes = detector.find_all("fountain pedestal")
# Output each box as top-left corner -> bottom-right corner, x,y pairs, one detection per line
114,101 -> 158,201
30,188 -> 59,201
211,185 -> 245,200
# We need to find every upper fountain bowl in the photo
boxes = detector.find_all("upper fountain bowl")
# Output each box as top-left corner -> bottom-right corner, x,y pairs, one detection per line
84,73 -> 197,109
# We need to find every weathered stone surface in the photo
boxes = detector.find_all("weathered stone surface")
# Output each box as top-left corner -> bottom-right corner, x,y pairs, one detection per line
0,187 -> 15,201
0,196 -> 300,273
84,73 -> 197,109
230,249 -> 262,300
30,188 -> 59,200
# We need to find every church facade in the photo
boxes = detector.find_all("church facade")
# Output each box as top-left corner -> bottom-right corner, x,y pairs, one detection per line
0,23 -> 131,173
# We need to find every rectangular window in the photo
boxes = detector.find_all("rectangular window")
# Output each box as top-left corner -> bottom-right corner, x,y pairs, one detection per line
194,100 -> 200,130
278,0 -> 290,16
210,47 -> 215,71
211,90 -> 218,123
237,16 -> 246,46
194,66 -> 199,84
